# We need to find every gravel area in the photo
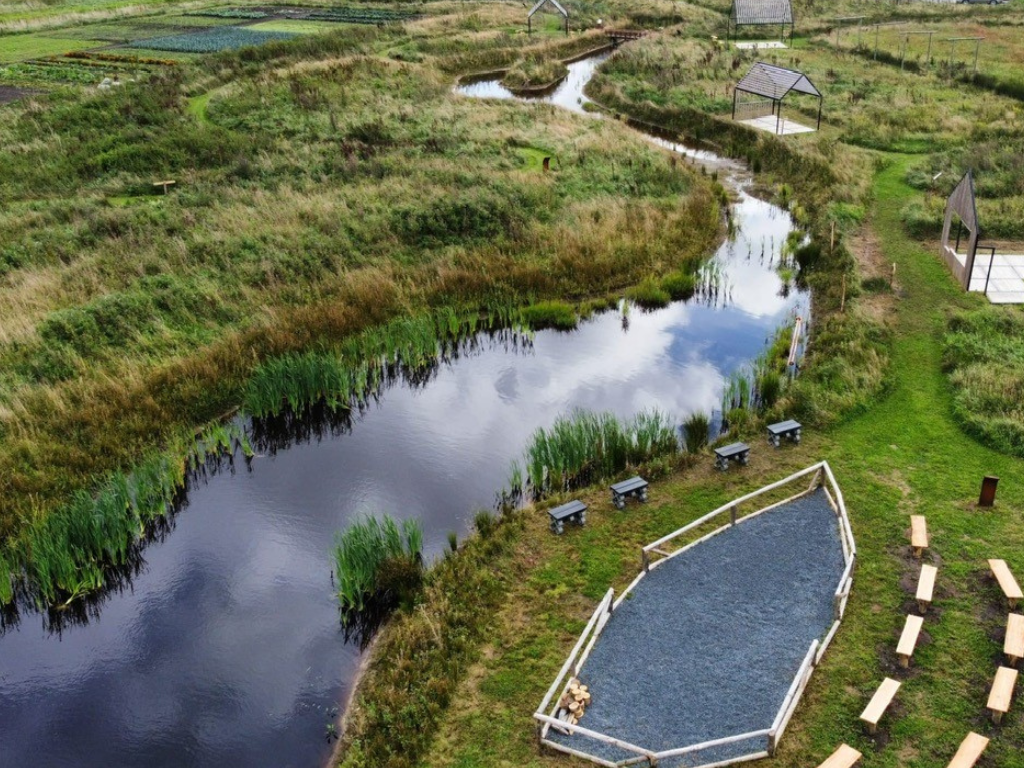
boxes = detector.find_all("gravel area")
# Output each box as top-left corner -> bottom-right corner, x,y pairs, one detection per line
547,488 -> 845,767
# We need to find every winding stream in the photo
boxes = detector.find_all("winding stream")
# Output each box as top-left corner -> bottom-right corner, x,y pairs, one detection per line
0,52 -> 807,768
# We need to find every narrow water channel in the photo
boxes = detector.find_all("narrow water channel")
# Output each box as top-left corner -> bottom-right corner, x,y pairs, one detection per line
0,52 -> 808,768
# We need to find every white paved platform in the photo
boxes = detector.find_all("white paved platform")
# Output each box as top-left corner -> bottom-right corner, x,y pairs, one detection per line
738,115 -> 816,136
735,41 -> 788,49
961,252 -> 1024,304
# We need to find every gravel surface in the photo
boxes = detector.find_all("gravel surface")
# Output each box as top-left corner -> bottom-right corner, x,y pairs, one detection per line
548,488 -> 845,767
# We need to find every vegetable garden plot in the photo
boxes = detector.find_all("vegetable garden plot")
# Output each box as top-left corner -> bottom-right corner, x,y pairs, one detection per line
127,26 -> 297,54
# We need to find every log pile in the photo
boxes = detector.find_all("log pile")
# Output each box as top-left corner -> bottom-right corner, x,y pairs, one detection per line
556,678 -> 592,726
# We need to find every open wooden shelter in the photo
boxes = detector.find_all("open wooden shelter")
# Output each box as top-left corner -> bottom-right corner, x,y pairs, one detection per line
528,0 -> 569,35
732,62 -> 822,135
728,0 -> 794,44
940,170 -> 980,290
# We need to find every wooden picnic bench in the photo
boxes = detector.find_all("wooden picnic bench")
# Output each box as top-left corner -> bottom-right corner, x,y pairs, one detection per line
860,677 -> 900,734
909,515 -> 928,558
766,419 -> 802,447
1005,613 -> 1024,667
916,564 -> 937,613
946,732 -> 989,768
986,665 -> 1017,724
714,441 -> 750,471
897,614 -> 924,668
548,500 -> 586,535
816,744 -> 861,768
988,559 -> 1023,609
610,476 -> 648,510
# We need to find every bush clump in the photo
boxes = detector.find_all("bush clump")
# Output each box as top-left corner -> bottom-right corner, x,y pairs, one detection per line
521,300 -> 578,330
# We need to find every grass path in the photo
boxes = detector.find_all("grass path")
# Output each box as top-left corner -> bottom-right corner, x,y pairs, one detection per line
418,157 -> 1024,768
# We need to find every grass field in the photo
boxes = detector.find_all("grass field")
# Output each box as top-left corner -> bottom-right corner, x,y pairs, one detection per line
4,0 -> 1024,766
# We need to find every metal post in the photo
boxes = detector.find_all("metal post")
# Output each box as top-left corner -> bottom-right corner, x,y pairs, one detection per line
926,31 -> 932,65
974,38 -> 980,73
732,88 -> 738,120
816,98 -> 822,130
874,24 -> 880,60
956,219 -> 963,251
983,246 -> 996,296
776,101 -> 782,135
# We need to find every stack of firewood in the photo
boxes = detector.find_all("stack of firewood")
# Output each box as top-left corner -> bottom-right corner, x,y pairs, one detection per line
557,678 -> 592,726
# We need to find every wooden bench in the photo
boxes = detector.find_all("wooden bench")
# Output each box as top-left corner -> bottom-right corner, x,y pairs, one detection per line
152,179 -> 176,195
816,744 -> 861,768
946,732 -> 989,768
896,614 -> 924,668
713,441 -> 750,471
909,515 -> 928,558
548,500 -> 586,535
1005,613 -> 1024,667
916,564 -> 938,613
859,677 -> 900,734
986,665 -> 1017,724
988,559 -> 1023,609
766,419 -> 802,447
610,476 -> 648,510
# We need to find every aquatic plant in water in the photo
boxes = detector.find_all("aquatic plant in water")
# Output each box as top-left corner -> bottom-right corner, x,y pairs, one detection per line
333,515 -> 424,616
519,408 -> 679,498
682,411 -> 711,452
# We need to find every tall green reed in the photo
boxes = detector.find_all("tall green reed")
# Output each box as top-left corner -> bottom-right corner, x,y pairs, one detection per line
518,408 -> 679,498
682,410 -> 710,452
333,515 -> 424,614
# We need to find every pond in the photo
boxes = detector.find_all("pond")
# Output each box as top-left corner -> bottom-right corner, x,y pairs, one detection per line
0,51 -> 808,768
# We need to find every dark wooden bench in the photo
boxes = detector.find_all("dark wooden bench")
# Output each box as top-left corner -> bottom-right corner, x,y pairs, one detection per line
767,419 -> 802,447
714,442 -> 750,471
548,500 -> 587,534
610,476 -> 648,510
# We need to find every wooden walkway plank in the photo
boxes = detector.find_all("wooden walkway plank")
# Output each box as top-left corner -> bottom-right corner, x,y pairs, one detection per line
989,559 -> 1023,608
817,743 -> 862,768
986,666 -> 1018,723
910,515 -> 928,558
946,732 -> 989,768
859,677 -> 901,734
897,614 -> 924,667
916,564 -> 937,613
1005,613 -> 1024,667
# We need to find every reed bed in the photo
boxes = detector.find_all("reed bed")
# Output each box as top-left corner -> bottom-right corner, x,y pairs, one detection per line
333,515 -> 424,615
682,410 -> 710,452
518,408 -> 679,499
2,422 -> 251,609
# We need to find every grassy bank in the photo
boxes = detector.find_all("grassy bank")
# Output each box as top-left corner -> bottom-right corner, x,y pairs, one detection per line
382,157 -> 1024,768
0,1 -> 727,607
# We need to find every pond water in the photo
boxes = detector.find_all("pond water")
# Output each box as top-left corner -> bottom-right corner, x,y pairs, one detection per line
0,52 -> 808,768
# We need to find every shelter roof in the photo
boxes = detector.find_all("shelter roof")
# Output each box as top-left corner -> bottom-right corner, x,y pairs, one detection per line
947,170 -> 978,232
735,62 -> 820,100
731,0 -> 793,26
528,0 -> 568,19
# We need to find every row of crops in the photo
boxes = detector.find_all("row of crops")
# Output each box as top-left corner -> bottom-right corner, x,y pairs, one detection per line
188,6 -> 420,24
128,26 -> 297,54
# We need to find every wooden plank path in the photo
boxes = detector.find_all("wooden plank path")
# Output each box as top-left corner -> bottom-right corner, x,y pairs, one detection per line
946,732 -> 988,768
916,564 -> 937,613
986,665 -> 1017,724
817,744 -> 861,768
1005,613 -> 1024,666
910,515 -> 928,558
989,559 -> 1023,608
897,614 -> 924,667
859,677 -> 900,734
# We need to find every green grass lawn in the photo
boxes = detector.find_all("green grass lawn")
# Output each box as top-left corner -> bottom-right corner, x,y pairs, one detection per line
0,32 -> 107,63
